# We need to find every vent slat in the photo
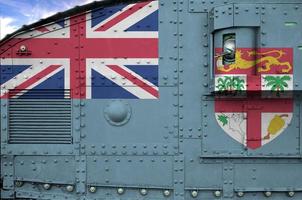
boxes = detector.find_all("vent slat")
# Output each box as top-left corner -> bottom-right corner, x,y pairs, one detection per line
8,90 -> 72,144
10,121 -> 71,124
9,101 -> 71,104
10,128 -> 71,131
9,135 -> 72,138
9,108 -> 71,111
9,111 -> 71,113
9,118 -> 70,120
9,141 -> 71,144
10,127 -> 71,129
6,132 -> 70,135
10,106 -> 71,108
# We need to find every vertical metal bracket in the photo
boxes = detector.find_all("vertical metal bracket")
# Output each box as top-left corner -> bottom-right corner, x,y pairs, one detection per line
75,155 -> 86,195
299,100 -> 302,158
223,161 -> 234,198
173,155 -> 185,200
1,155 -> 14,198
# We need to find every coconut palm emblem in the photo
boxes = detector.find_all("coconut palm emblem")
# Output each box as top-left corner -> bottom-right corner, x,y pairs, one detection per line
264,75 -> 291,92
214,48 -> 293,149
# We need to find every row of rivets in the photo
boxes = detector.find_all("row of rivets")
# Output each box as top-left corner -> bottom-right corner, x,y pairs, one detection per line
190,190 -> 296,198
13,181 -> 297,198
15,181 -> 74,192
89,186 -> 171,197
191,190 -> 222,197
237,191 -> 295,197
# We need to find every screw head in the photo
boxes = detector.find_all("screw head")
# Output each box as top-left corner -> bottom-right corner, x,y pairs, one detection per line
66,185 -> 74,192
191,190 -> 198,198
288,191 -> 295,197
15,181 -> 23,187
20,45 -> 27,52
89,186 -> 96,193
237,191 -> 244,197
214,190 -> 221,197
117,188 -> 124,194
264,191 -> 272,197
140,189 -> 148,196
43,183 -> 51,190
163,190 -> 171,197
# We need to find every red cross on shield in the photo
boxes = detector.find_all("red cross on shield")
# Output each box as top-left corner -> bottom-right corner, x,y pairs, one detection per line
214,48 -> 293,149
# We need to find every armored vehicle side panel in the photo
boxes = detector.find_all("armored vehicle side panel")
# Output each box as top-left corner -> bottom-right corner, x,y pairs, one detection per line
1,0 -> 302,199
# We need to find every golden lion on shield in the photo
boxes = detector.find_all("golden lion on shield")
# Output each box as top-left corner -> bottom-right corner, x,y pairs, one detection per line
216,50 -> 292,73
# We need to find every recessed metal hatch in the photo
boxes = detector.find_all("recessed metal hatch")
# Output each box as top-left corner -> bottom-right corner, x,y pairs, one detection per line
8,89 -> 72,144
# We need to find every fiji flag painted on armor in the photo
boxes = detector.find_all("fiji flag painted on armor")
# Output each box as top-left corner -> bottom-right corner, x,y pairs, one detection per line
214,48 -> 293,150
0,1 -> 158,99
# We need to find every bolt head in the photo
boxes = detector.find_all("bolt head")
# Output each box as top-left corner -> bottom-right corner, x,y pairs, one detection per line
191,190 -> 198,198
288,191 -> 295,197
214,190 -> 222,197
43,183 -> 51,190
237,191 -> 244,197
15,181 -> 23,187
66,185 -> 74,192
20,45 -> 27,52
163,190 -> 171,197
264,191 -> 272,197
117,188 -> 124,194
89,186 -> 96,193
140,189 -> 148,196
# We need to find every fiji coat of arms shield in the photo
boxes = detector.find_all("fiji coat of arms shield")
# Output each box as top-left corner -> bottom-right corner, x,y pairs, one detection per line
214,48 -> 293,149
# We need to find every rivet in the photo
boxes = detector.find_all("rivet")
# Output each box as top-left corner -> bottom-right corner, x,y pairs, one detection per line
89,186 -> 97,193
43,183 -> 51,190
66,185 -> 74,192
15,181 -> 23,187
191,190 -> 198,198
140,189 -> 148,196
214,190 -> 221,197
163,190 -> 171,197
237,191 -> 244,197
264,191 -> 272,197
288,191 -> 295,197
117,188 -> 124,194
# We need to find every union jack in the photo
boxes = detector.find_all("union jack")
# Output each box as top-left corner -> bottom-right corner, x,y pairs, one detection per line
0,0 -> 159,99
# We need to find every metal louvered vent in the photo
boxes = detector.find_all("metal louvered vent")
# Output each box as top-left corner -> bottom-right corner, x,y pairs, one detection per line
8,90 -> 72,144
